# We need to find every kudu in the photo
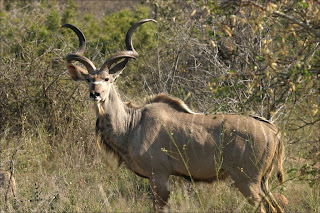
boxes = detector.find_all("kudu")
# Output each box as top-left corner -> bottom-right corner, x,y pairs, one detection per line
62,19 -> 285,213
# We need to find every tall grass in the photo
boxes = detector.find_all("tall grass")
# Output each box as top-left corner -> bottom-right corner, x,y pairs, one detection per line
1,114 -> 319,212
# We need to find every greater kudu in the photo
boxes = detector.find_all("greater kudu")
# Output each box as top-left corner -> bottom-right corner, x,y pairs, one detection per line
62,19 -> 285,213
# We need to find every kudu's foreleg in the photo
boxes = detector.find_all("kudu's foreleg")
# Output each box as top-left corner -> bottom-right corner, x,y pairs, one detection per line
149,173 -> 170,213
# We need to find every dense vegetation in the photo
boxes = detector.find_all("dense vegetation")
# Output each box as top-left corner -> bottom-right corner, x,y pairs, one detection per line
0,0 -> 319,212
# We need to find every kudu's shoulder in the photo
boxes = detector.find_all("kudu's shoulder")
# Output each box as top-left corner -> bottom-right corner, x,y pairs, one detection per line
147,93 -> 196,114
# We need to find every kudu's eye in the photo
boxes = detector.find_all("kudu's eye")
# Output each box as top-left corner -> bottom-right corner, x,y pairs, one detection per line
105,78 -> 109,82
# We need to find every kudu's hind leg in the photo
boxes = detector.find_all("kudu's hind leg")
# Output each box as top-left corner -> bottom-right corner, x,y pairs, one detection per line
261,165 -> 284,213
149,174 -> 170,213
231,171 -> 277,213
234,180 -> 266,212
235,180 -> 283,213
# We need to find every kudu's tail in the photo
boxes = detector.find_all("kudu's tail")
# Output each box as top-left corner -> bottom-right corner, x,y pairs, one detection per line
276,134 -> 285,184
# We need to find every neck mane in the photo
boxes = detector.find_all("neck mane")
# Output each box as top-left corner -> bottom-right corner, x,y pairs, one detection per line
94,85 -> 142,160
148,93 -> 196,114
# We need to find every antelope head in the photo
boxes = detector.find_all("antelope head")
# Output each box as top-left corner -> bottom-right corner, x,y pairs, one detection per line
62,19 -> 156,102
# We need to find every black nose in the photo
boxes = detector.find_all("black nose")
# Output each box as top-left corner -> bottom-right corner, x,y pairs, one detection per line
90,92 -> 100,99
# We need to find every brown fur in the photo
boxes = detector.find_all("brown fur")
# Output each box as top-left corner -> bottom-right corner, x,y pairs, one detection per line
148,93 -> 195,114
250,115 -> 278,132
124,101 -> 139,109
124,94 -> 196,114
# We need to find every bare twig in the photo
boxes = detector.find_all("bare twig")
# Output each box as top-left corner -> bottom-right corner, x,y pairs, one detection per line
289,118 -> 320,131
169,49 -> 182,93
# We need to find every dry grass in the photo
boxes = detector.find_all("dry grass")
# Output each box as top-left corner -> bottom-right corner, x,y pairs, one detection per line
1,126 -> 319,212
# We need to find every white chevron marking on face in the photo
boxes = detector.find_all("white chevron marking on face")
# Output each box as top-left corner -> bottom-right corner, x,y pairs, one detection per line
91,81 -> 105,85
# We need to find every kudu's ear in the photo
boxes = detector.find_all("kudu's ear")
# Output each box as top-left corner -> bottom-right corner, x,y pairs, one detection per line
67,64 -> 88,81
109,58 -> 129,79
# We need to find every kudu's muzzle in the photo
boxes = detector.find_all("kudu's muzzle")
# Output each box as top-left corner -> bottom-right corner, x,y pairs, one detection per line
90,92 -> 101,100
